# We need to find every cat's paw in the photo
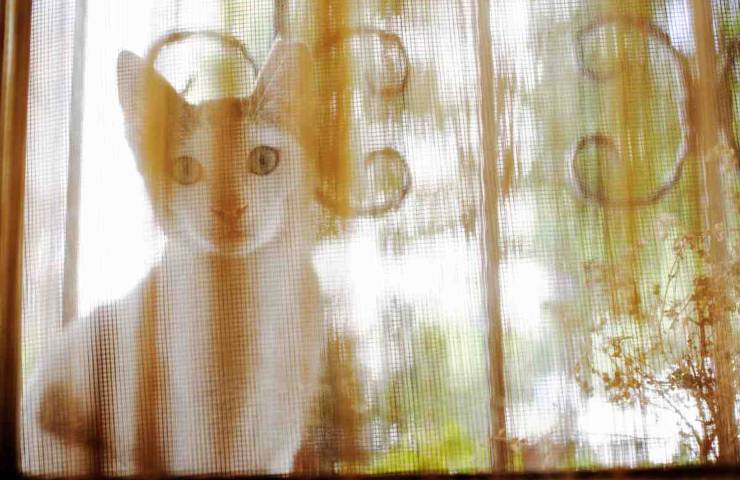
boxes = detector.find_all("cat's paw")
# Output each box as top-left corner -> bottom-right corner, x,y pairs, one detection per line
38,383 -> 95,446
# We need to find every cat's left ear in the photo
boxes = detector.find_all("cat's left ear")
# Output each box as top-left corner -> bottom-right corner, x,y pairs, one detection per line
251,39 -> 314,120
117,50 -> 187,130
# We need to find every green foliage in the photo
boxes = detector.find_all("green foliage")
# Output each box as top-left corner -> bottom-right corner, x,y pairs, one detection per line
367,323 -> 489,473
508,437 -> 603,471
369,421 -> 485,473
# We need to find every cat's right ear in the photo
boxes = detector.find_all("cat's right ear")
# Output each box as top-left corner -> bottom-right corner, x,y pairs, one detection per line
116,50 -> 184,127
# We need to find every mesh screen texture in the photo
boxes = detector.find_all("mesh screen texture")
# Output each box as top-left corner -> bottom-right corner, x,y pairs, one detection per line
19,0 -> 739,475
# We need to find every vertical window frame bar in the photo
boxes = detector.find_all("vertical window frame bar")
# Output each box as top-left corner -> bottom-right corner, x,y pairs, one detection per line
61,0 -> 88,326
0,0 -> 32,475
474,0 -> 509,471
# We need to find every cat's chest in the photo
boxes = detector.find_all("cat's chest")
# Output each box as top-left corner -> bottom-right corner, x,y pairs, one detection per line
158,249 -> 304,338
136,246 -> 317,411
103,244 -> 320,472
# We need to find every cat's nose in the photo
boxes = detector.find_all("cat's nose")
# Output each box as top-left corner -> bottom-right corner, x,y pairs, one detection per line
211,205 -> 247,223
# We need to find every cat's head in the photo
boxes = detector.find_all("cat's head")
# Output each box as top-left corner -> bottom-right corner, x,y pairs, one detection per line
117,39 -> 315,257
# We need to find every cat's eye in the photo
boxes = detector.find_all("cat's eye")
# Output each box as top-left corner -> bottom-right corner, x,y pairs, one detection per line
172,155 -> 203,185
248,146 -> 279,176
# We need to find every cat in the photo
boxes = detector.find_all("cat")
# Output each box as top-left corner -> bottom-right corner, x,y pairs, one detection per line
22,38 -> 322,476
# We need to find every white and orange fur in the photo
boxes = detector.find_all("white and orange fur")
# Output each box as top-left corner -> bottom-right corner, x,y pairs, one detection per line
22,39 -> 322,475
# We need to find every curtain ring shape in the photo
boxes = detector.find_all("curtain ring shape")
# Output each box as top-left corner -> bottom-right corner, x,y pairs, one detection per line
144,30 -> 259,96
570,16 -> 693,207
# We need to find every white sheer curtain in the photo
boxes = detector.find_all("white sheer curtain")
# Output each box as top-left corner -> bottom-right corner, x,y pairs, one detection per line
17,0 -> 739,475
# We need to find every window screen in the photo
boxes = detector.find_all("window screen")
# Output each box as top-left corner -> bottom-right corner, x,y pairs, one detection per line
18,0 -> 739,476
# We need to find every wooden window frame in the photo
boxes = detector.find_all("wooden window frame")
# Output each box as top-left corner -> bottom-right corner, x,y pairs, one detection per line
0,0 -> 31,476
